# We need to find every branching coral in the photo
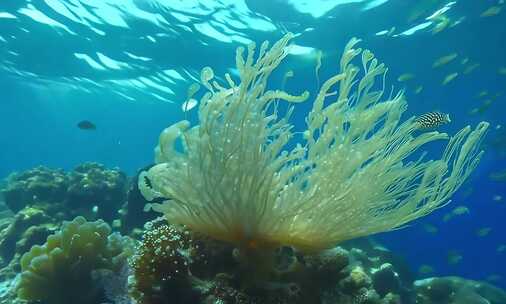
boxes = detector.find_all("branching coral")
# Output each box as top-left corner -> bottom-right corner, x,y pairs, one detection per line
139,33 -> 488,252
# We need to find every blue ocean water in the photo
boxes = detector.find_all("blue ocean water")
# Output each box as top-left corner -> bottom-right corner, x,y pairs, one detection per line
0,0 -> 505,292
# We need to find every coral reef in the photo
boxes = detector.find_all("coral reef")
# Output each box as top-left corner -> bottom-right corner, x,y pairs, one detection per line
0,34 -> 500,304
16,216 -> 134,304
130,219 -> 202,304
66,162 -> 127,222
0,162 -> 131,289
0,209 -> 502,304
1,166 -> 67,214
0,163 -> 127,223
129,220 -> 415,304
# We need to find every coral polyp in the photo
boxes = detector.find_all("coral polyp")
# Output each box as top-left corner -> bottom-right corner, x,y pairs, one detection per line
130,220 -> 198,304
139,33 -> 488,252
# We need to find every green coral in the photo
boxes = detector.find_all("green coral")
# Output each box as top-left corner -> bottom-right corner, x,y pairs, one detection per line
1,166 -> 67,213
16,216 -> 133,304
0,163 -> 128,223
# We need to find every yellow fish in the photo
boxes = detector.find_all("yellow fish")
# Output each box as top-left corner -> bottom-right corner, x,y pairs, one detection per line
447,250 -> 463,265
442,72 -> 458,85
423,223 -> 438,234
432,15 -> 450,34
398,73 -> 415,82
476,90 -> 488,98
490,169 -> 506,181
463,63 -> 480,75
497,244 -> 506,253
481,6 -> 502,17
418,265 -> 435,274
433,53 -> 458,68
452,206 -> 470,215
476,227 -> 492,237
443,213 -> 454,222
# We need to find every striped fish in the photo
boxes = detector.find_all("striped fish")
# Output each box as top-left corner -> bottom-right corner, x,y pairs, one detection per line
414,112 -> 451,129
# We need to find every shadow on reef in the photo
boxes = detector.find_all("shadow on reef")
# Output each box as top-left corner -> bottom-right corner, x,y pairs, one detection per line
0,163 -> 505,304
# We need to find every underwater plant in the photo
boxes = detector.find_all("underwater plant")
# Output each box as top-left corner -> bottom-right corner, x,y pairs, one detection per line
139,33 -> 488,253
16,216 -> 133,304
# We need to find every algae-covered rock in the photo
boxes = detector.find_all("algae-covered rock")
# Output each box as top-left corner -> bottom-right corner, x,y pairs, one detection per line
0,163 -> 128,223
415,276 -> 506,304
371,263 -> 401,297
66,162 -> 127,222
16,216 -> 133,304
1,166 -> 67,213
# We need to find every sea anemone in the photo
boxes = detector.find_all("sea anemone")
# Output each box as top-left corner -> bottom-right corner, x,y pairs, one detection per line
139,33 -> 488,252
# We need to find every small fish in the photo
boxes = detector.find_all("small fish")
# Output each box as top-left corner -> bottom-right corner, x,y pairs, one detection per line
476,227 -> 492,237
433,53 -> 458,68
498,67 -> 506,75
77,120 -> 96,130
414,85 -> 423,94
442,72 -> 458,85
443,213 -> 454,222
490,170 -> 506,182
423,223 -> 438,234
476,90 -> 488,98
470,99 -> 494,115
432,15 -> 450,34
461,187 -> 474,198
450,16 -> 465,28
447,250 -> 463,265
418,264 -> 435,275
481,6 -> 502,17
452,206 -> 470,215
442,205 -> 470,222
398,73 -> 415,82
492,195 -> 503,202
414,112 -> 451,129
497,244 -> 506,253
461,57 -> 469,65
463,63 -> 480,75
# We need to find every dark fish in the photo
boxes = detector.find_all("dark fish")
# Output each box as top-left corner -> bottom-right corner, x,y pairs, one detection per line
414,112 -> 451,129
77,120 -> 96,130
